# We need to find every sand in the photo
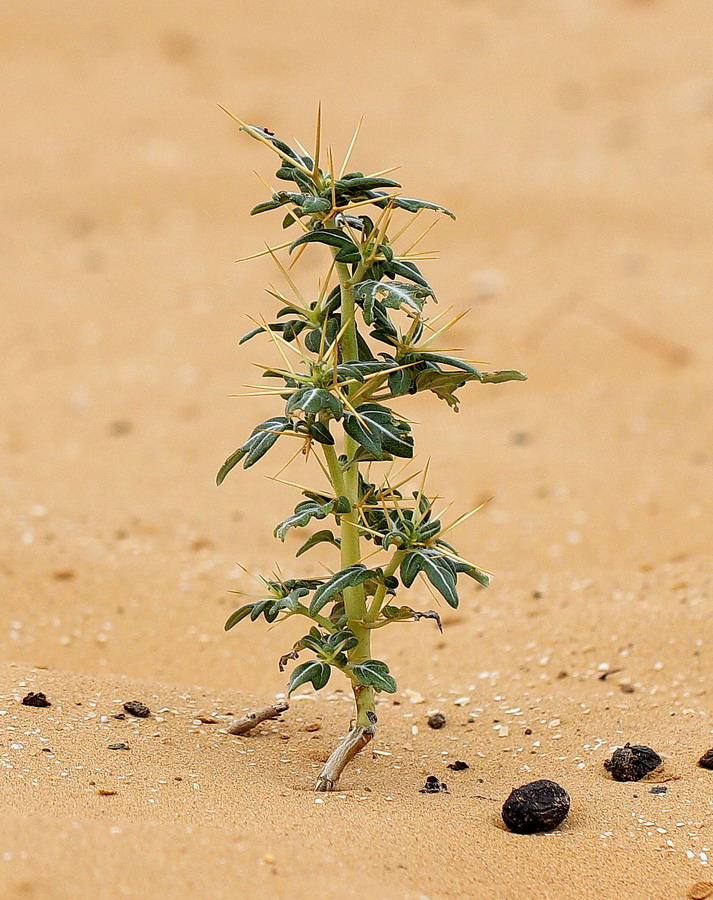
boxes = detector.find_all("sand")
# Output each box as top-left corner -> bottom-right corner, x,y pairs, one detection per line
2,0 -> 713,897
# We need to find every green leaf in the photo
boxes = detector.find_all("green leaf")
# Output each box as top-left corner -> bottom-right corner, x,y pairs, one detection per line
307,421 -> 334,445
343,404 -> 413,460
299,197 -> 331,215
343,410 -> 382,458
405,352 -> 482,377
324,629 -> 359,652
274,497 -> 350,542
437,551 -> 491,588
400,550 -> 459,608
309,565 -> 382,615
351,659 -> 397,693
224,604 -> 256,631
243,126 -> 304,165
272,586 -> 311,614
295,529 -> 341,557
239,320 -> 307,345
480,369 -> 528,384
305,317 -> 339,353
412,370 -> 470,408
216,416 -> 292,484
335,176 -> 402,193
250,198 -> 289,216
295,632 -> 326,655
289,230 -> 360,257
249,599 -> 276,622
382,605 -> 443,631
224,586 -> 311,630
336,363 -> 366,383
385,259 -> 433,292
392,196 -> 455,219
354,280 -> 432,317
288,661 -> 331,695
286,388 -> 343,418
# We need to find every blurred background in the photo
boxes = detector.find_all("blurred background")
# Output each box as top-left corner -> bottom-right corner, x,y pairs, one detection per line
2,0 -> 711,692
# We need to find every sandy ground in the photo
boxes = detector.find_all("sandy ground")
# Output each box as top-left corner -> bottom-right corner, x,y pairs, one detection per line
2,0 -> 713,897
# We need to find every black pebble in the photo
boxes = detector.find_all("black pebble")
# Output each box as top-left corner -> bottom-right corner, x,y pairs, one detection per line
698,749 -> 713,770
650,786 -> 668,795
427,713 -> 446,730
108,743 -> 130,751
22,692 -> 51,708
604,743 -> 662,781
420,775 -> 449,793
502,779 -> 570,834
447,760 -> 470,771
123,700 -> 150,718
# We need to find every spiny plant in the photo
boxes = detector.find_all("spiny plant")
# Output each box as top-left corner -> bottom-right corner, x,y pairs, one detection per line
217,108 -> 526,791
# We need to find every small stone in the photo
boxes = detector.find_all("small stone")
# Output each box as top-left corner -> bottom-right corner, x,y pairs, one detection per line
447,760 -> 469,771
22,692 -> 51,708
698,749 -> 713,770
98,789 -> 117,796
604,743 -> 662,781
688,882 -> 713,900
108,743 -> 130,751
111,713 -> 126,720
197,715 -> 219,724
620,683 -> 635,694
649,785 -> 668,795
420,775 -> 449,794
123,700 -> 150,718
501,779 -> 570,834
427,713 -> 446,730
304,723 -> 321,732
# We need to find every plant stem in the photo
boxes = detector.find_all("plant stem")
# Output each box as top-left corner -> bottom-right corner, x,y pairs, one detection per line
333,259 -> 376,723
366,550 -> 406,621
315,252 -> 378,796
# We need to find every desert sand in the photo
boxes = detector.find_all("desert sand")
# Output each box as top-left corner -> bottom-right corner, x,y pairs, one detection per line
2,1 -> 713,897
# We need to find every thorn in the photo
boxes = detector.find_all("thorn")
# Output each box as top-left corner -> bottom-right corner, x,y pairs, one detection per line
218,107 -> 313,176
235,239 -> 294,263
339,117 -> 363,179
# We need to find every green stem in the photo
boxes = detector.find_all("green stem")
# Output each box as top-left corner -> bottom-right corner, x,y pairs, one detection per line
293,607 -> 336,633
366,550 -> 406,621
322,443 -> 346,497
333,254 -> 375,727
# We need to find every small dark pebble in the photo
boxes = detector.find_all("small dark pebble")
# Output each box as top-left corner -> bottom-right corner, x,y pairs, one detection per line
620,683 -> 635,694
447,760 -> 470,771
123,700 -> 150,718
22,692 -> 51,708
604,743 -> 662,781
698,749 -> 713,770
427,713 -> 446,730
502,779 -> 570,834
650,786 -> 668,795
111,713 -> 126,720
108,743 -> 130,751
420,775 -> 449,794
